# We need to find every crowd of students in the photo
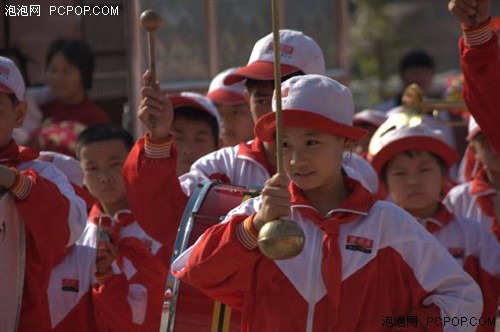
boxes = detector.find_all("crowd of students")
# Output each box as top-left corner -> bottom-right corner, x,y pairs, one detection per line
1,0 -> 500,331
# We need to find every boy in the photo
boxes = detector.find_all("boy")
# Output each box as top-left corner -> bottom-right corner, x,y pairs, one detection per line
448,0 -> 500,154
171,74 -> 482,331
444,117 -> 500,240
123,29 -> 325,261
75,124 -> 167,331
0,56 -> 87,329
207,67 -> 254,147
168,92 -> 221,176
369,122 -> 500,329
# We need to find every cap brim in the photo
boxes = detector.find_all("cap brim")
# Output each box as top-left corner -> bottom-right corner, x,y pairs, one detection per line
223,61 -> 301,86
206,90 -> 246,106
169,95 -> 207,112
369,136 -> 459,173
254,110 -> 367,143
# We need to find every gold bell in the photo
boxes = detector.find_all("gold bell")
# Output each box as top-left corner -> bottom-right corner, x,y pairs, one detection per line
257,219 -> 305,260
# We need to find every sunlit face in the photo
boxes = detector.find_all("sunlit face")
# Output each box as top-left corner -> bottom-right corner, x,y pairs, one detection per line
46,52 -> 84,104
385,150 -> 445,217
402,66 -> 434,93
282,127 -> 345,192
217,102 -> 254,146
245,81 -> 274,122
172,118 -> 218,176
80,139 -> 128,210
0,94 -> 27,149
470,133 -> 500,173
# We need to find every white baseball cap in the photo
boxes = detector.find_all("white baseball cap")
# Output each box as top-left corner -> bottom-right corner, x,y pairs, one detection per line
224,29 -> 325,85
0,56 -> 25,100
168,91 -> 221,127
207,68 -> 247,106
466,116 -> 480,141
368,122 -> 459,173
254,74 -> 366,142
353,109 -> 388,128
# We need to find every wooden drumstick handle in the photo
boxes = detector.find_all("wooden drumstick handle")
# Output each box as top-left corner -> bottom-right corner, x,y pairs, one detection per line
140,9 -> 161,127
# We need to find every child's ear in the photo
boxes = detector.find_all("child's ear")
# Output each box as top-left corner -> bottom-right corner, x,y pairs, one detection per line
13,101 -> 28,128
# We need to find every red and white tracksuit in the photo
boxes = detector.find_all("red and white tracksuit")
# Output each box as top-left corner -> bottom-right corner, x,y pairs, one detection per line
460,24 -> 500,155
77,204 -> 168,331
0,140 -> 87,331
443,169 -> 500,241
47,244 -> 147,332
172,176 -> 482,332
416,204 -> 500,331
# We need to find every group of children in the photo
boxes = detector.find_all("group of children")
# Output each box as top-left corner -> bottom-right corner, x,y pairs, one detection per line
1,0 -> 500,331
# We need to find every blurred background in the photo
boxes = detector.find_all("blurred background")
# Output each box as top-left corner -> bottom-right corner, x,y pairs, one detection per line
1,0 -> 499,135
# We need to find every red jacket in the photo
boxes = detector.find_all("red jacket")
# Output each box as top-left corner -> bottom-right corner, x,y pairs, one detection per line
0,140 -> 87,331
461,30 -> 500,155
172,177 -> 482,332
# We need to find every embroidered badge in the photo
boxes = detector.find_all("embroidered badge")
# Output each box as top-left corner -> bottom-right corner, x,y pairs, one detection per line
346,235 -> 373,254
61,278 -> 79,292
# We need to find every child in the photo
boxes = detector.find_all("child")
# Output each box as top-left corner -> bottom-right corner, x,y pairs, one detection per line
171,75 -> 482,331
123,29 -> 325,258
448,0 -> 500,154
168,92 -> 221,176
0,56 -> 88,329
369,122 -> 500,329
352,109 -> 387,157
207,67 -> 254,147
75,124 -> 168,331
444,117 -> 500,240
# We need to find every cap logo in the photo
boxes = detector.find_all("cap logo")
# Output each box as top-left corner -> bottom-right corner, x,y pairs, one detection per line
265,43 -> 295,59
281,87 -> 290,97
0,64 -> 10,79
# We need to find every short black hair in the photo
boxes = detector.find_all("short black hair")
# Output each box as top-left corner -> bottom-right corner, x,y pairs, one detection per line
45,38 -> 94,90
174,106 -> 219,147
399,49 -> 435,74
380,150 -> 447,185
76,124 -> 134,159
244,70 -> 305,93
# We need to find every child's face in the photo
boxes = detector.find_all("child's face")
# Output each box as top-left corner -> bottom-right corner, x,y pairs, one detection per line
282,127 -> 345,192
46,52 -> 84,103
0,93 -> 27,149
245,81 -> 274,123
385,150 -> 445,217
217,103 -> 254,146
172,118 -> 218,176
79,139 -> 128,210
470,133 -> 500,173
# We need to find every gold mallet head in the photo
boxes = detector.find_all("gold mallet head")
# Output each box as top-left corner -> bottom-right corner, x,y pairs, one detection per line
257,219 -> 305,260
140,9 -> 161,31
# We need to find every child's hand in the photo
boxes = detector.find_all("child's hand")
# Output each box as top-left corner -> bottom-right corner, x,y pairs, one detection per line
254,173 -> 291,231
138,70 -> 174,140
0,165 -> 16,190
448,0 -> 490,28
96,239 -> 118,275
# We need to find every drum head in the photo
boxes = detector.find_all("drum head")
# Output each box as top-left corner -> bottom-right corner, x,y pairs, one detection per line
0,194 -> 26,332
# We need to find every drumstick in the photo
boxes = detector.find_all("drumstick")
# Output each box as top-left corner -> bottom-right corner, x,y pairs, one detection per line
140,9 -> 161,128
271,0 -> 284,174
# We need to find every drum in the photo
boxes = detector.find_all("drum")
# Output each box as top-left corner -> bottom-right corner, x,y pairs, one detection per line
160,181 -> 259,332
0,192 -> 26,332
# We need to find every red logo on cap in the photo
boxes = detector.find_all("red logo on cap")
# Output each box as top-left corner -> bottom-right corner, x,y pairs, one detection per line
281,87 -> 289,97
265,43 -> 295,57
0,65 -> 10,79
